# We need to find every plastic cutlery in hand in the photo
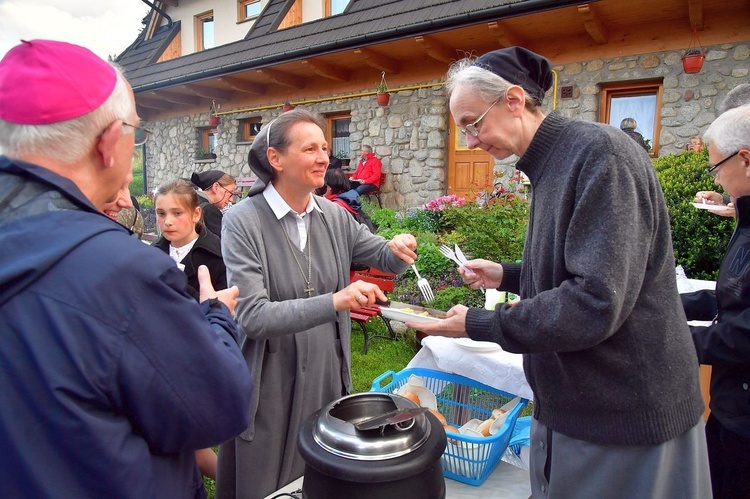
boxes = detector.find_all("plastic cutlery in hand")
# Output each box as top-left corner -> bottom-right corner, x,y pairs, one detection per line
454,244 -> 485,294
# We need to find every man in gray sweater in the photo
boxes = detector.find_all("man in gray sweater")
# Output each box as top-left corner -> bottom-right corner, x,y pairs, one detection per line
415,47 -> 711,497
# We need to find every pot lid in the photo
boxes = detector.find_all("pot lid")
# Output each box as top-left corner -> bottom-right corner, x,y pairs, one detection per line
312,393 -> 432,461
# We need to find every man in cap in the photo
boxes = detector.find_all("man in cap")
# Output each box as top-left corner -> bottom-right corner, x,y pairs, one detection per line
0,40 -> 252,498
415,46 -> 711,497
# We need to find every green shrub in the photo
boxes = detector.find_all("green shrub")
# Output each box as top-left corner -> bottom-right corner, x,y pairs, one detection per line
654,150 -> 734,280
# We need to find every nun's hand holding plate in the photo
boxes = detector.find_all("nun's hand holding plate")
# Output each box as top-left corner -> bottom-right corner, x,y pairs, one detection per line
406,304 -> 468,337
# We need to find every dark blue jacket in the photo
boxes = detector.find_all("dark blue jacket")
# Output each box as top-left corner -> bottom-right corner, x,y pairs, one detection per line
682,195 -> 750,438
0,156 -> 253,498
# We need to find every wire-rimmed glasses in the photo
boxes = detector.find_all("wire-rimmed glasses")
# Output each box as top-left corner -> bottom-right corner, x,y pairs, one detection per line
123,121 -> 152,146
706,151 -> 739,178
459,98 -> 502,137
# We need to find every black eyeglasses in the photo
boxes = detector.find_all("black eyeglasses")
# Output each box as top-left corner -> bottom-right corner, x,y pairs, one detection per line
706,151 -> 739,178
219,184 -> 241,201
459,98 -> 502,137
123,121 -> 152,146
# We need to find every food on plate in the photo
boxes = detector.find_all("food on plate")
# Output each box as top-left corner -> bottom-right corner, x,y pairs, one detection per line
443,424 -> 459,434
428,409 -> 447,426
402,391 -> 421,406
399,307 -> 429,317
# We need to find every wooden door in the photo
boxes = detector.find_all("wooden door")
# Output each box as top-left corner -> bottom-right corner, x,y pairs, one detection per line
447,114 -> 494,197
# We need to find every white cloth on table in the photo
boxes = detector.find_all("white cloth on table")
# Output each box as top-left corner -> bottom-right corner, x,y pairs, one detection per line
407,335 -> 533,401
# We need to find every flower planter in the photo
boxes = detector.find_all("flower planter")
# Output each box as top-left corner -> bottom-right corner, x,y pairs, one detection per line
208,116 -> 221,126
282,101 -> 295,112
376,92 -> 391,106
682,53 -> 705,74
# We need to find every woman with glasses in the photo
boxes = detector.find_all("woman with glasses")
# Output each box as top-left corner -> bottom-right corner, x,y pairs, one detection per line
190,169 -> 237,238
414,46 -> 711,498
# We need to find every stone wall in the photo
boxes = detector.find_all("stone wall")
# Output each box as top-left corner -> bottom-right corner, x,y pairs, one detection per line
144,42 -> 748,209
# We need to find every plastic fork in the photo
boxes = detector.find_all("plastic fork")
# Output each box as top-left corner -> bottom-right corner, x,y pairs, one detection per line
452,244 -> 486,294
438,245 -> 469,272
411,264 -> 435,303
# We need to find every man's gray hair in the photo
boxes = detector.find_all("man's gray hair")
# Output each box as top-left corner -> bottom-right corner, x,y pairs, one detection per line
718,83 -> 750,115
0,63 -> 133,164
704,104 -> 750,156
445,57 -> 541,111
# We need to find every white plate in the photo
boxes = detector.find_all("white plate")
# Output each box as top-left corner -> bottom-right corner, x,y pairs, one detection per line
453,338 -> 501,353
691,202 -> 732,211
379,302 -> 446,324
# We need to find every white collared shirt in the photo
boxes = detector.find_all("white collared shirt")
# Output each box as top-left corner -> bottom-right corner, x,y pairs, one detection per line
169,236 -> 199,264
263,183 -> 321,250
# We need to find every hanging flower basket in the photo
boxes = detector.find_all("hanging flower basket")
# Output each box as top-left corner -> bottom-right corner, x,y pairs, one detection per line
682,52 -> 705,74
682,30 -> 705,74
282,100 -> 295,112
208,100 -> 220,126
376,71 -> 390,106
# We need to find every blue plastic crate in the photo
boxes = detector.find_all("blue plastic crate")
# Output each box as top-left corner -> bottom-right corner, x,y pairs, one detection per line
371,368 -> 528,486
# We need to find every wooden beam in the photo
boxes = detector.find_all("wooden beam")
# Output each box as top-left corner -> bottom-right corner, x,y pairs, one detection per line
301,59 -> 350,82
353,48 -> 400,74
158,90 -> 204,106
577,4 -> 608,45
486,21 -> 524,48
414,35 -> 456,64
256,68 -> 306,89
217,76 -> 267,94
135,95 -> 177,111
180,84 -> 234,101
688,0 -> 704,30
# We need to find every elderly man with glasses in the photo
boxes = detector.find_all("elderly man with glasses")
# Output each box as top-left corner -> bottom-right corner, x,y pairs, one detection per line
0,39 -> 252,498
681,104 -> 750,499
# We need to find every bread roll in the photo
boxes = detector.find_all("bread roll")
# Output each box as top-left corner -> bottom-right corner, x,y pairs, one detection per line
476,418 -> 493,437
428,409 -> 447,426
402,391 -> 421,406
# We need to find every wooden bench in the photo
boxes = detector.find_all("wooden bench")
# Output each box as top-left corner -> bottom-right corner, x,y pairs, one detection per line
235,176 -> 257,197
350,268 -> 397,354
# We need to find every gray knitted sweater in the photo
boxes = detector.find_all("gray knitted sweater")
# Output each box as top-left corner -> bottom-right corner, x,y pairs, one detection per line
466,111 -> 704,446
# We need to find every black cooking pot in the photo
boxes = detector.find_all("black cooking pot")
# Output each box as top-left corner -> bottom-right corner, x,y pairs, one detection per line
298,392 -> 446,499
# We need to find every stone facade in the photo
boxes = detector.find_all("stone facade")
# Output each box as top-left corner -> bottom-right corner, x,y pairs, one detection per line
144,43 -> 748,209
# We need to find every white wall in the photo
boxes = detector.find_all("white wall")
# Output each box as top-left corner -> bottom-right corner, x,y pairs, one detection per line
160,0 -> 268,55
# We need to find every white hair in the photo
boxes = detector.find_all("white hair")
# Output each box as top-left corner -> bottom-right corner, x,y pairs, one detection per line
445,57 -> 542,111
703,104 -> 750,156
718,83 -> 750,115
0,63 -> 133,164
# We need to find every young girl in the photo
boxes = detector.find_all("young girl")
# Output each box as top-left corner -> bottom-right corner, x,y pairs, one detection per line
152,178 -> 227,480
152,179 -> 227,301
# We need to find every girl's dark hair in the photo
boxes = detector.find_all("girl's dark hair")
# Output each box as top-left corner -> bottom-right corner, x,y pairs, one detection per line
324,168 -> 351,195
154,178 -> 204,227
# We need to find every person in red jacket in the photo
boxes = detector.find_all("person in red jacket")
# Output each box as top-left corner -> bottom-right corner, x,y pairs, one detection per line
349,144 -> 382,195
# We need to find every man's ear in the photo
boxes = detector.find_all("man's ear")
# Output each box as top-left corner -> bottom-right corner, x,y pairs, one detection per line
97,120 -> 123,169
741,149 -> 750,178
267,147 -> 283,175
505,86 -> 526,114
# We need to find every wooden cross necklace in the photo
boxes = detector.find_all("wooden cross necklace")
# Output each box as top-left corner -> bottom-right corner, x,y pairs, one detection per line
280,217 -> 314,297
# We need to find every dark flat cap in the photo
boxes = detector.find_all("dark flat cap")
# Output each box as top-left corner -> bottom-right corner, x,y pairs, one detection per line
191,170 -> 224,190
473,47 -> 552,105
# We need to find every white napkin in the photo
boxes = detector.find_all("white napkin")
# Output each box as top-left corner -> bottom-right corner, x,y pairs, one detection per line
407,336 -> 533,401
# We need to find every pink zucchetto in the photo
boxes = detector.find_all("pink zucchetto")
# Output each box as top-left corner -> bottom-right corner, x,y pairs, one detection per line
0,39 -> 117,125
